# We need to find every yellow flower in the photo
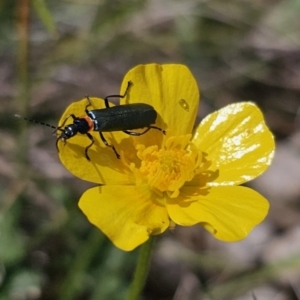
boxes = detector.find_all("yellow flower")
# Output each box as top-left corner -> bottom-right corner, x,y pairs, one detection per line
58,64 -> 275,251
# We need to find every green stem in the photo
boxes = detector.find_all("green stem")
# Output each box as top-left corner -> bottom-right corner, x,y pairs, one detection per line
126,236 -> 155,300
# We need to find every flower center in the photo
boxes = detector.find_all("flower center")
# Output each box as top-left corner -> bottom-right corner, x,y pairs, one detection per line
131,135 -> 210,198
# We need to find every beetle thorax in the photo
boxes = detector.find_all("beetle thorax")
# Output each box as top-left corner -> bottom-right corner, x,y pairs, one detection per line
74,118 -> 92,134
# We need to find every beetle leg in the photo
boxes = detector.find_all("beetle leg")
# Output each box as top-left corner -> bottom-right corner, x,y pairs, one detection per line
148,125 -> 166,135
55,135 -> 64,152
123,126 -> 166,136
123,127 -> 151,136
99,132 -> 120,159
54,114 -> 77,134
85,95 -> 92,113
104,81 -> 132,108
84,132 -> 95,161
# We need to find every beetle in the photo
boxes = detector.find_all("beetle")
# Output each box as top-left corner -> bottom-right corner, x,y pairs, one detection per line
15,81 -> 166,160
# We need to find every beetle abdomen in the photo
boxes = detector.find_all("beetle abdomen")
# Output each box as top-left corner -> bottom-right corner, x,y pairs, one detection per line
89,103 -> 157,131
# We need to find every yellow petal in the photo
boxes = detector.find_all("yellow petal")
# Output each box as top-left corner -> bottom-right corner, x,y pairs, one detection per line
119,64 -> 200,147
193,102 -> 275,185
167,186 -> 269,241
58,97 -> 137,184
79,185 -> 170,251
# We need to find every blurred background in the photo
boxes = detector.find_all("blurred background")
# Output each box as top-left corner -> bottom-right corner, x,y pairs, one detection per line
1,0 -> 300,299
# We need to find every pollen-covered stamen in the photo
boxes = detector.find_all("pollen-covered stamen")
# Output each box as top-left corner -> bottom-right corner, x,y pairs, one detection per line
135,135 -> 210,198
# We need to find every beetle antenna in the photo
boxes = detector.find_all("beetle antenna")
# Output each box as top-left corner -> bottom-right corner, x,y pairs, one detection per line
15,114 -> 58,130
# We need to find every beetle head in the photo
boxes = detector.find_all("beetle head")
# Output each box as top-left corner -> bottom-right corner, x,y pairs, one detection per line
61,124 -> 78,141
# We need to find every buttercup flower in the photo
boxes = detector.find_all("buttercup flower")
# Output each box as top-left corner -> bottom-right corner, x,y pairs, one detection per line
58,64 -> 275,251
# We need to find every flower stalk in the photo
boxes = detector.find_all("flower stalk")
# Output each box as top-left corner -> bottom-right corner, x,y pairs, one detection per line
126,236 -> 155,300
